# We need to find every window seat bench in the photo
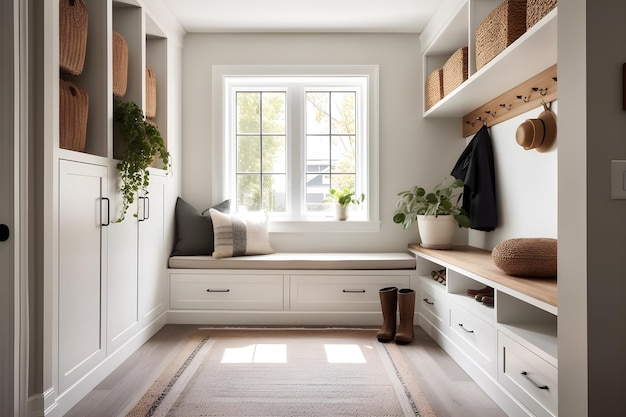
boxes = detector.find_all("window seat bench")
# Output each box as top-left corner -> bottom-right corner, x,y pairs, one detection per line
167,252 -> 417,326
168,252 -> 417,270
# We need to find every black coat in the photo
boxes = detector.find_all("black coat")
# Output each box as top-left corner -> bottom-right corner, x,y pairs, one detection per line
450,125 -> 497,231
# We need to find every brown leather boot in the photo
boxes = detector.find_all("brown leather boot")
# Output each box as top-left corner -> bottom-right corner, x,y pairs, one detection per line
394,288 -> 416,344
376,287 -> 398,342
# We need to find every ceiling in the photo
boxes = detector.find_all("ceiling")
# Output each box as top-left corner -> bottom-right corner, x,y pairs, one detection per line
162,0 -> 442,33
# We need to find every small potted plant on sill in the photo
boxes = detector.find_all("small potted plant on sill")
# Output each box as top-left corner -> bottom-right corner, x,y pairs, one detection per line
392,177 -> 470,249
326,188 -> 365,221
113,98 -> 170,222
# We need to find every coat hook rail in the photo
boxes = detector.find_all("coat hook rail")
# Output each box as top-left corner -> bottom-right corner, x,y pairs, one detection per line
462,64 -> 558,137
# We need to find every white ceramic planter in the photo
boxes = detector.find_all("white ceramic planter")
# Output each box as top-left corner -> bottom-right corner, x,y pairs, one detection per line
417,214 -> 458,249
335,204 -> 348,221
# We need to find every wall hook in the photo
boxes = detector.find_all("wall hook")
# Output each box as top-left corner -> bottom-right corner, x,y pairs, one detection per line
539,87 -> 548,96
500,103 -> 512,111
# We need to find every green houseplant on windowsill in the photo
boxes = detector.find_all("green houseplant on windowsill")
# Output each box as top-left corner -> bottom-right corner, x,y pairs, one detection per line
113,98 -> 170,223
326,188 -> 365,221
392,177 -> 470,248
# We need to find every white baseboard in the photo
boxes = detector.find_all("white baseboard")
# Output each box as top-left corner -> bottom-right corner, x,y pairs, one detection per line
167,310 -> 385,327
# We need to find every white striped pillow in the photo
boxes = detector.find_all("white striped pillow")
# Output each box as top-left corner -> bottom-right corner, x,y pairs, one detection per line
209,209 -> 274,259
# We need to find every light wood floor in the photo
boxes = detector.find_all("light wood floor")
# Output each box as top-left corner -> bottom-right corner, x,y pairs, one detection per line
65,325 -> 507,417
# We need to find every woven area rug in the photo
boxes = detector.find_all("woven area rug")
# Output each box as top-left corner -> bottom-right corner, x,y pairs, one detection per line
125,328 -> 436,417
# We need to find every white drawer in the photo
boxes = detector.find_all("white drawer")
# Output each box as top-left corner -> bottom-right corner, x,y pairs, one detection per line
449,302 -> 496,376
418,280 -> 447,331
170,274 -> 284,310
289,275 -> 411,311
498,332 -> 558,417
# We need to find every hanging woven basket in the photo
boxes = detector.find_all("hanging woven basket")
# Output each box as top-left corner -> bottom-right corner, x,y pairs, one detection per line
59,79 -> 89,152
112,31 -> 128,97
59,0 -> 88,75
145,66 -> 157,119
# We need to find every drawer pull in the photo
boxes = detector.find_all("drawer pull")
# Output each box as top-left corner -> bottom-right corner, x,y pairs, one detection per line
207,288 -> 230,293
342,289 -> 366,293
458,323 -> 474,333
422,298 -> 434,305
520,371 -> 549,390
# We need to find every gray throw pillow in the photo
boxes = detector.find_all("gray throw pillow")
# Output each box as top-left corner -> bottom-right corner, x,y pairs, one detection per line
170,197 -> 230,256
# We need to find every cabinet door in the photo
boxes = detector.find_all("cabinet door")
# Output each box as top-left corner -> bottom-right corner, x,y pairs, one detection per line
58,160 -> 108,392
106,169 -> 140,353
139,175 -> 166,323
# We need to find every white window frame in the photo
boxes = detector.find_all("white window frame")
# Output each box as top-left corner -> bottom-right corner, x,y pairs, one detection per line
212,65 -> 380,233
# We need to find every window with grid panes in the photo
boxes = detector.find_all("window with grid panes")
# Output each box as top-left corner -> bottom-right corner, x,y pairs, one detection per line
215,66 -> 379,232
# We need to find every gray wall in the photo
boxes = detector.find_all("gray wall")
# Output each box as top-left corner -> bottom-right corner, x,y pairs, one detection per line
560,0 -> 626,415
180,33 -> 465,252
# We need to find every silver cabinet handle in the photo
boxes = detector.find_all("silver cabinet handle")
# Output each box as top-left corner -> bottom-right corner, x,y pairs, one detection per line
207,288 -> 230,293
521,371 -> 549,390
343,289 -> 366,293
458,323 -> 474,333
422,298 -> 434,305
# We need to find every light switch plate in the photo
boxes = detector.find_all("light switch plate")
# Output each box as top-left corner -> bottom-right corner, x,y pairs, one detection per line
611,160 -> 626,199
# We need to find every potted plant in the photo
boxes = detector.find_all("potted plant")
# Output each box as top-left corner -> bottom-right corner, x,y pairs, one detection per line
392,177 -> 470,248
113,98 -> 170,222
326,188 -> 365,221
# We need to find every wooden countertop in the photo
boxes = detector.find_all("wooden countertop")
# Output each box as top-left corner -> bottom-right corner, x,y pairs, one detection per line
409,244 -> 557,308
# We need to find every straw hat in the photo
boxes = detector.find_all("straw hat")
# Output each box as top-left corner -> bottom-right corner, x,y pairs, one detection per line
515,104 -> 557,153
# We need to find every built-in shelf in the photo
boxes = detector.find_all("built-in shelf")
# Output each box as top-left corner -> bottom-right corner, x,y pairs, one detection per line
422,7 -> 557,118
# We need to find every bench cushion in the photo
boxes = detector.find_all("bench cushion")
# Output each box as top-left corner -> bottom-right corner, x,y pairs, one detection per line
168,252 -> 416,270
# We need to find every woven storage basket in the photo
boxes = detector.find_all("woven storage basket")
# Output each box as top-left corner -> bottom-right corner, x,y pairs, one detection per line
475,0 -> 527,71
112,31 -> 128,97
59,0 -> 88,75
526,0 -> 557,29
145,66 -> 157,119
425,68 -> 443,110
59,79 -> 89,152
492,238 -> 557,278
442,47 -> 468,96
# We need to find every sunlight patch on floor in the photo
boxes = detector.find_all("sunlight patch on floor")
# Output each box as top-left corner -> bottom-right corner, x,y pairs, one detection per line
221,344 -> 287,363
324,344 -> 367,363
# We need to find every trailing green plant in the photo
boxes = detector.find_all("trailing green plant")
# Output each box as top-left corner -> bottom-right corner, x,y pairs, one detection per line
114,98 -> 170,222
327,188 -> 365,207
392,177 -> 470,230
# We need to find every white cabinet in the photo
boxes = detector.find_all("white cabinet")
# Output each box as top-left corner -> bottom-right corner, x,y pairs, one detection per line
106,169 -> 140,352
168,269 -> 416,325
139,175 -> 167,322
58,160 -> 108,392
45,0 -> 177,413
410,244 -> 558,416
420,0 -> 557,117
289,274 -> 411,312
170,273 -> 285,311
106,172 -> 167,351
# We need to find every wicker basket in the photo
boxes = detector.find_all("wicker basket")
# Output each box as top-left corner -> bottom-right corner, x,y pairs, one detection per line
442,47 -> 468,96
145,66 -> 157,119
425,68 -> 443,110
59,0 -> 88,75
475,0 -> 527,71
59,79 -> 89,152
526,0 -> 557,29
112,31 -> 128,97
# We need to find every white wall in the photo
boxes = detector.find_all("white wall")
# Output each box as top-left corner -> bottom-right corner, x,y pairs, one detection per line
469,103 -> 558,250
180,33 -> 465,252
